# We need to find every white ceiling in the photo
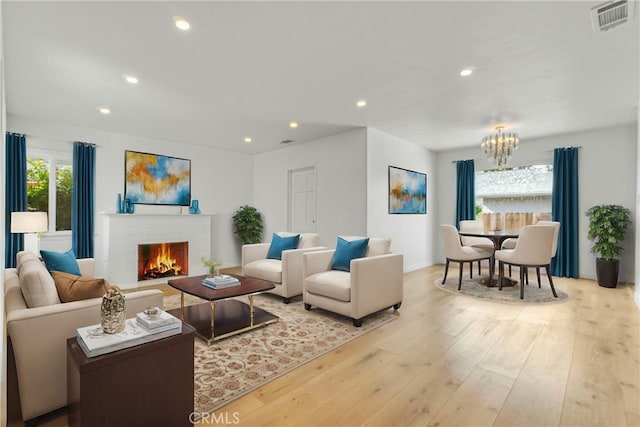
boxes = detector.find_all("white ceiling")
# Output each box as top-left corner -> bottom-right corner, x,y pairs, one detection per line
3,1 -> 639,154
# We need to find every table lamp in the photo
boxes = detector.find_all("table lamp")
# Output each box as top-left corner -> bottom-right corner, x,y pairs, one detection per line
11,211 -> 48,255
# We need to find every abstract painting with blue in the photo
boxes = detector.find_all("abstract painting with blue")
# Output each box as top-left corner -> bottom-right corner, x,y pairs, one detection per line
124,150 -> 191,206
388,165 -> 426,214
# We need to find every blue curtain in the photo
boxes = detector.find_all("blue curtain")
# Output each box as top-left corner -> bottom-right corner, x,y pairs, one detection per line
455,160 -> 475,228
4,133 -> 28,267
551,147 -> 579,277
72,142 -> 96,258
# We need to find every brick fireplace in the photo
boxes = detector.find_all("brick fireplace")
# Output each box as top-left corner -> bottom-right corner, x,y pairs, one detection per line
98,214 -> 213,289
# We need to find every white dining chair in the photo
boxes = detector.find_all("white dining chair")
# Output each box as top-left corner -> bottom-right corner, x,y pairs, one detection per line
441,224 -> 493,290
459,220 -> 494,275
501,220 -> 560,283
494,224 -> 558,299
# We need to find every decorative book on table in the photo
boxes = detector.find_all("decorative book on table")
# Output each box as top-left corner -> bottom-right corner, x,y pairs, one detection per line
77,313 -> 182,358
136,308 -> 180,330
202,275 -> 241,289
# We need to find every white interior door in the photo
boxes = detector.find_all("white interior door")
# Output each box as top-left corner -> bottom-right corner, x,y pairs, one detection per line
288,166 -> 317,232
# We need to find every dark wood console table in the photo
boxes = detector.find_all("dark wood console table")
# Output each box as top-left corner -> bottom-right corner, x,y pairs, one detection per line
67,324 -> 195,427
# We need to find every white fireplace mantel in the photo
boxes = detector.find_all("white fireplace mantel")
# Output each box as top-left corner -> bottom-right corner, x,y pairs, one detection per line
96,213 -> 213,289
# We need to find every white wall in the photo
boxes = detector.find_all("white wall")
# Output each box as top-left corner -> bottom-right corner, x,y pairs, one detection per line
254,127 -> 437,272
636,50 -> 640,307
7,114 -> 255,271
436,123 -> 637,283
253,129 -> 367,250
366,128 -> 436,271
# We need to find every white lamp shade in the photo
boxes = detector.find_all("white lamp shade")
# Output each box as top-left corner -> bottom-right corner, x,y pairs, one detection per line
11,212 -> 48,233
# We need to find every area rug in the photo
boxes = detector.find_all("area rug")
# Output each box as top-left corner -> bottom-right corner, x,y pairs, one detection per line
435,275 -> 570,305
163,293 -> 397,420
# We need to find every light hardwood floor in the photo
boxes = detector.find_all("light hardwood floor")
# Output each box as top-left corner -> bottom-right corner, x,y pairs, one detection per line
10,265 -> 640,427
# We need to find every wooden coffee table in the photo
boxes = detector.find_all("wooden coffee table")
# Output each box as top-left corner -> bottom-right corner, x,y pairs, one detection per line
167,274 -> 278,344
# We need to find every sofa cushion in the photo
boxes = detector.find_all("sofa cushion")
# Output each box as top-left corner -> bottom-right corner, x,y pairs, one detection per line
18,255 -> 61,307
331,237 -> 369,272
305,270 -> 351,302
298,233 -> 320,249
243,259 -> 283,283
338,236 -> 392,257
40,249 -> 82,276
366,237 -> 392,257
267,233 -> 300,260
52,271 -> 111,303
16,250 -> 39,274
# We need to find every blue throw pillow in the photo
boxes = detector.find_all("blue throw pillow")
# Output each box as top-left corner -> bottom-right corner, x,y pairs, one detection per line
331,237 -> 369,272
40,249 -> 82,276
266,233 -> 300,260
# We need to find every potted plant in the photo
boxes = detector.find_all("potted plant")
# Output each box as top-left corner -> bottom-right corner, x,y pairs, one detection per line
585,204 -> 631,288
232,205 -> 264,245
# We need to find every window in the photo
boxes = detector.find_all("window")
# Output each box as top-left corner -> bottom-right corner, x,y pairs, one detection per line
476,165 -> 553,230
27,151 -> 73,232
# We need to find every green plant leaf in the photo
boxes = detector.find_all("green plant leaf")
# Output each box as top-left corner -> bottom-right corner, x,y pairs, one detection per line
585,204 -> 631,261
232,205 -> 264,245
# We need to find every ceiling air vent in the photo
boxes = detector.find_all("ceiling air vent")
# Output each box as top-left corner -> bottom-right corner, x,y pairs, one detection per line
591,0 -> 633,32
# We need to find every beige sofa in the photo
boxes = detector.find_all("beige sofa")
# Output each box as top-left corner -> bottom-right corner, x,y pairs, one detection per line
302,237 -> 403,326
242,232 -> 326,303
5,251 -> 163,422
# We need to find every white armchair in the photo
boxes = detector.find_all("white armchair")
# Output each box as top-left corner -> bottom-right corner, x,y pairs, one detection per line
302,237 -> 403,327
242,232 -> 326,303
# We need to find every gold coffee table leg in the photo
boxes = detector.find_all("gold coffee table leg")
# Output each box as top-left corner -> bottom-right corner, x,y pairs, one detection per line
248,295 -> 254,326
180,292 -> 185,320
210,301 -> 216,338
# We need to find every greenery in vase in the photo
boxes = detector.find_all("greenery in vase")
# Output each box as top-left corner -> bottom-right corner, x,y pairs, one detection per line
232,205 -> 264,244
201,257 -> 223,276
585,204 -> 631,261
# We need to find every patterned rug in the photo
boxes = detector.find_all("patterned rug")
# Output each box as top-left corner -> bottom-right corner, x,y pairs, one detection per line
163,293 -> 397,420
435,274 -> 570,305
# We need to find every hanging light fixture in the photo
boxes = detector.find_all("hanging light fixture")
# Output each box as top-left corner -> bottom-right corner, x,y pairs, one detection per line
480,126 -> 519,167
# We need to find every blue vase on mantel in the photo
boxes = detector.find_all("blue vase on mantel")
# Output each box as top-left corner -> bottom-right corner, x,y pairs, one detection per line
123,199 -> 135,214
117,193 -> 123,213
189,199 -> 201,214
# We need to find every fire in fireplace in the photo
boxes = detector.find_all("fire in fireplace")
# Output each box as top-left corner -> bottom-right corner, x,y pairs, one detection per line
138,241 -> 188,281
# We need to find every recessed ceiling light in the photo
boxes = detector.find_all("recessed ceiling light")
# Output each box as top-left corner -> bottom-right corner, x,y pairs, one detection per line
124,75 -> 138,84
98,107 -> 111,115
244,137 -> 252,143
289,121 -> 298,129
460,68 -> 473,77
175,18 -> 191,31
356,99 -> 367,108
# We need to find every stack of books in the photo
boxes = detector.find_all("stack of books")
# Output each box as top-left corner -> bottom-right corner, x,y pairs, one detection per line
202,274 -> 241,289
76,310 -> 182,358
135,309 -> 181,333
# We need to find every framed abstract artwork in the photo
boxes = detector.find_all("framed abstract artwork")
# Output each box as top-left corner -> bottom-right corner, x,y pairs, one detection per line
388,165 -> 427,214
124,150 -> 191,206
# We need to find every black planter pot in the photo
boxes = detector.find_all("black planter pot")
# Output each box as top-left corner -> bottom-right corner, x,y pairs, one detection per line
596,258 -> 619,288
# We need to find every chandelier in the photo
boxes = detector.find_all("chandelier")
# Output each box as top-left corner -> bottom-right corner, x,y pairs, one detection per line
480,126 -> 519,167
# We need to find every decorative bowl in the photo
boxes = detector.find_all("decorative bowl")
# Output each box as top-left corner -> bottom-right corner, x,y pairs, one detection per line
143,306 -> 161,318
